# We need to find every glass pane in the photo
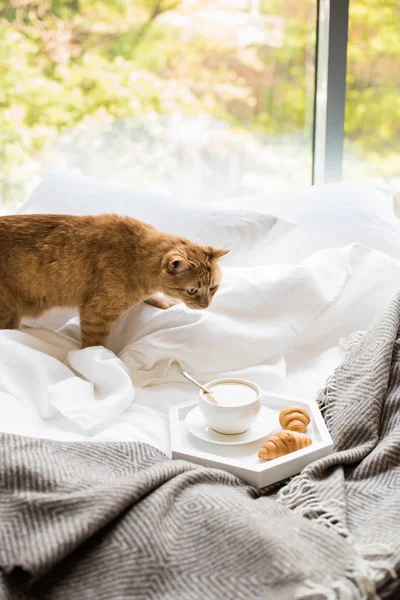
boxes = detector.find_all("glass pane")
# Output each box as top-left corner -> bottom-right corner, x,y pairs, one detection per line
0,0 -> 316,211
343,0 -> 400,187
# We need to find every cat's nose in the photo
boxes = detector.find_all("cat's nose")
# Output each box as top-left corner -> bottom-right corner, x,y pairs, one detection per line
200,298 -> 210,308
198,298 -> 209,308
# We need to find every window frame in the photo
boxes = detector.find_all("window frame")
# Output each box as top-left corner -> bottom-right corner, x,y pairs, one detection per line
312,0 -> 350,185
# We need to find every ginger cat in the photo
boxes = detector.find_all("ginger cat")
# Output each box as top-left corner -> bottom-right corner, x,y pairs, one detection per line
0,214 -> 228,348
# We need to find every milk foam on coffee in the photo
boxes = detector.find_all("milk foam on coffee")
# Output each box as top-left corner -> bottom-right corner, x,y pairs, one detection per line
207,382 -> 258,406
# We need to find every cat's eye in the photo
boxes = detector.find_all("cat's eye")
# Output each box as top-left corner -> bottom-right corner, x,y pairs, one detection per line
187,288 -> 198,295
210,285 -> 218,291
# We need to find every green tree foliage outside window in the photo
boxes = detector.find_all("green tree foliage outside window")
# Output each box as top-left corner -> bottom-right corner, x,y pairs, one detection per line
0,0 -> 398,208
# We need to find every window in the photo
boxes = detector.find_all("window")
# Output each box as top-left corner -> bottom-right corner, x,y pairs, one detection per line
0,0 -> 316,210
343,0 -> 399,188
2,0 -> 397,213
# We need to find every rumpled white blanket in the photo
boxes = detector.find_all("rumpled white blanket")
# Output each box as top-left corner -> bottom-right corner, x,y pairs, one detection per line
1,243 -> 400,448
0,331 -> 133,435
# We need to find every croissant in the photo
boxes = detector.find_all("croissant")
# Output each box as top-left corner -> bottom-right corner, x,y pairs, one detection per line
258,430 -> 312,461
279,406 -> 310,433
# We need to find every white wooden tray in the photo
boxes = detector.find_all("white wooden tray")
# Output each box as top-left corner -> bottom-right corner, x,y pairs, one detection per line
169,391 -> 333,488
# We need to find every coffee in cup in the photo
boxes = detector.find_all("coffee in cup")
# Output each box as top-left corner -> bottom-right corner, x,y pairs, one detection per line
199,378 -> 261,435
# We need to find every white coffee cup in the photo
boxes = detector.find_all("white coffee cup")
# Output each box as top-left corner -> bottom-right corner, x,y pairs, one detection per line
199,378 -> 262,435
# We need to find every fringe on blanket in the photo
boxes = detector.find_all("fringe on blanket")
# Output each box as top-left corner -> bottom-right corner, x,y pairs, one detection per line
339,330 -> 366,353
277,446 -> 396,599
277,476 -> 349,537
295,545 -> 397,600
277,330 -> 361,537
318,330 -> 365,430
277,329 -> 397,599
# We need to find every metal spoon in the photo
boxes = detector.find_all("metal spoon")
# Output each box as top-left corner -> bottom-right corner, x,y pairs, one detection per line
182,371 -> 218,404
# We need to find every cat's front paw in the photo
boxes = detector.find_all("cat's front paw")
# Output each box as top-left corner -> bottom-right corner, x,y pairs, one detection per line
163,297 -> 181,309
144,295 -> 181,310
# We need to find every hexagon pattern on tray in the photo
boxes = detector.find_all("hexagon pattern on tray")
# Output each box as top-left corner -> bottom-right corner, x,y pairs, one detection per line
169,391 -> 334,489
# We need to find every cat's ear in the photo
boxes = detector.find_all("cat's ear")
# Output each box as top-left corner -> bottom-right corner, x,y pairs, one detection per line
166,253 -> 189,275
204,246 -> 230,261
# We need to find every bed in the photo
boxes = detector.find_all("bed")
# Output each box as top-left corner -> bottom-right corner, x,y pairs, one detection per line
2,169 -> 399,449
0,170 -> 399,598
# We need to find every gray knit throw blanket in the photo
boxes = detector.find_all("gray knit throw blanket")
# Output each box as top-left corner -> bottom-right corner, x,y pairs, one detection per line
1,296 -> 400,600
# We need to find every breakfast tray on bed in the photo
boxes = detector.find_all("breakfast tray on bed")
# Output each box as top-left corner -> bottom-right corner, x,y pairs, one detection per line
169,391 -> 333,488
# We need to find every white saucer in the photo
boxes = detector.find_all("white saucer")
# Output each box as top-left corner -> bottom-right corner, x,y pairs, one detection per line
185,405 -> 276,446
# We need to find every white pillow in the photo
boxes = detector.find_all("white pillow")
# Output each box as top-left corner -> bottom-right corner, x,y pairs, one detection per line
293,243 -> 400,350
18,168 -> 296,268
224,181 -> 400,264
98,247 -> 351,386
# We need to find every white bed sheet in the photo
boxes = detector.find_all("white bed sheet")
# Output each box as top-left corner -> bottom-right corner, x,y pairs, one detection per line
2,181 -> 399,455
1,243 -> 400,456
